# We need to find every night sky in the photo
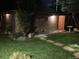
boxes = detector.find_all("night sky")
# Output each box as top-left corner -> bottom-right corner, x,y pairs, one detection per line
1,0 -> 79,14
37,0 -> 56,11
0,0 -> 16,11
0,0 -> 56,11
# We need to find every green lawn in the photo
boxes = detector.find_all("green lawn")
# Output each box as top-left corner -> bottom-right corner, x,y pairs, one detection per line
0,35 -> 76,59
47,33 -> 79,45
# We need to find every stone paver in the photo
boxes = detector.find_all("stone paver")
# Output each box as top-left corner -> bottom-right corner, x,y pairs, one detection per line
53,42 -> 64,47
63,46 -> 75,52
34,34 -> 47,38
74,52 -> 79,58
46,40 -> 55,43
69,44 -> 79,48
35,34 -> 79,58
40,37 -> 47,40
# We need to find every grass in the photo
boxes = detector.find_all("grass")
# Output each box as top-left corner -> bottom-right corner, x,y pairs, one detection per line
0,34 -> 76,59
47,33 -> 79,45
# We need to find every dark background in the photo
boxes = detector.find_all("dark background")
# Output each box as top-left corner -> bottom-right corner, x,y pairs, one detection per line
0,0 -> 16,11
0,0 -> 56,12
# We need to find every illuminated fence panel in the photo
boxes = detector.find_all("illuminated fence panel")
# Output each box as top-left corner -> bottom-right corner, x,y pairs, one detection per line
58,16 -> 65,31
48,15 -> 57,32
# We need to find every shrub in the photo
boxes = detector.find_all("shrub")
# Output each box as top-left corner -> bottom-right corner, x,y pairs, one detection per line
9,52 -> 39,59
9,52 -> 26,59
9,32 -> 24,40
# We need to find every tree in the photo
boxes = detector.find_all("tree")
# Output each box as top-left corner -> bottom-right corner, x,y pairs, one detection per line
70,0 -> 79,14
16,0 -> 35,34
57,0 -> 79,15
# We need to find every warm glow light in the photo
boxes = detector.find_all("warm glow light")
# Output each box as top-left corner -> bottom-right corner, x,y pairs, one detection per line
48,15 -> 57,32
58,16 -> 65,31
6,14 -> 10,19
48,15 -> 57,24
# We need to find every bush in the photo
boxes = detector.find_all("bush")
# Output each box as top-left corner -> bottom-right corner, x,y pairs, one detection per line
9,32 -> 24,40
9,52 -> 39,59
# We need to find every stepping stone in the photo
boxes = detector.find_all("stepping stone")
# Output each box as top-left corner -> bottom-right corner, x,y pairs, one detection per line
63,46 -> 75,52
69,44 -> 79,48
53,42 -> 64,47
46,40 -> 55,43
40,37 -> 46,40
74,52 -> 79,58
34,34 -> 47,38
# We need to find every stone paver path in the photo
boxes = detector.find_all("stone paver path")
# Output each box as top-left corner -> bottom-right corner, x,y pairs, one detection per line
46,40 -> 55,43
63,46 -> 75,52
74,52 -> 79,58
54,42 -> 64,47
35,34 -> 79,58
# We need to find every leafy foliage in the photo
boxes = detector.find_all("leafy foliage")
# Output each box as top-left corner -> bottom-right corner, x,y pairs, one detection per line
17,10 -> 31,33
59,0 -> 79,14
9,52 -> 38,59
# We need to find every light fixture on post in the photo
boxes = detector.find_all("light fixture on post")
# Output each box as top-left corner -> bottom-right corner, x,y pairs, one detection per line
5,14 -> 10,20
5,13 -> 11,34
48,15 -> 57,24
48,15 -> 58,32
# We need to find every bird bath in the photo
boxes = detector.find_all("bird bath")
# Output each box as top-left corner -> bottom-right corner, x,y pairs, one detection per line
67,26 -> 73,32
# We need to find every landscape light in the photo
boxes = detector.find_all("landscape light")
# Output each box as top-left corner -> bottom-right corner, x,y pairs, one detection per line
48,15 -> 57,24
5,14 -> 10,20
